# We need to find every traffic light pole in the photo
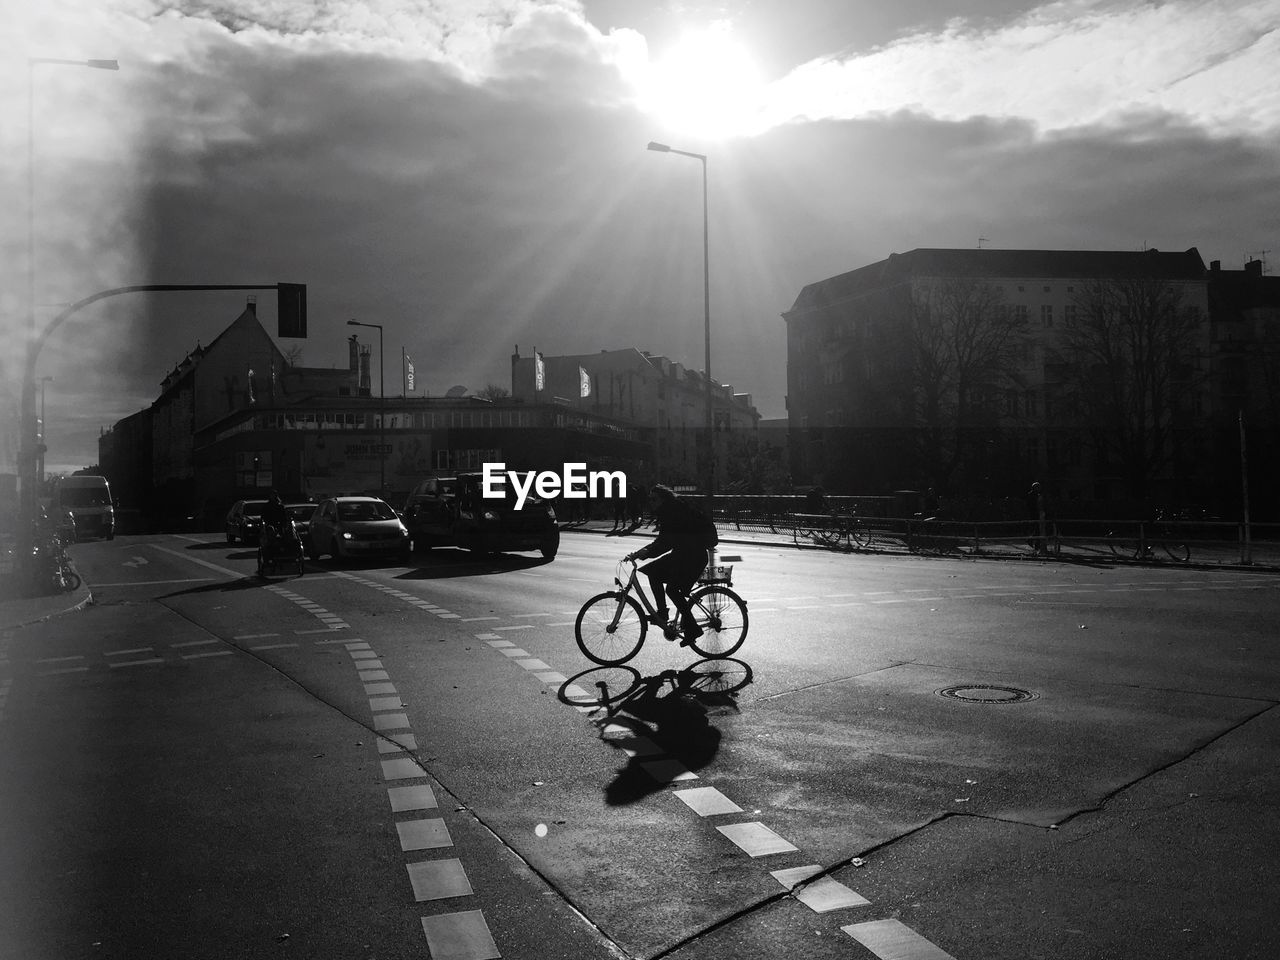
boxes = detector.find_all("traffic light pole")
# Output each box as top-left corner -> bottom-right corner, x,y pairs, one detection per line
16,282 -> 305,594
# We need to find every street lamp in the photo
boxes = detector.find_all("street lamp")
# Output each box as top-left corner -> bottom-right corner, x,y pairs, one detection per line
18,56 -> 118,589
647,140 -> 715,529
38,376 -> 53,483
346,320 -> 385,493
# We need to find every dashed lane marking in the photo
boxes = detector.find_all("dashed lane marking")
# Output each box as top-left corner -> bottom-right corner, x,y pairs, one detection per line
843,918 -> 959,959
334,638 -> 498,955
772,866 -> 870,912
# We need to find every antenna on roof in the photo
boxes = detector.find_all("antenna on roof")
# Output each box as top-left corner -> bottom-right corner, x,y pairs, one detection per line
1246,250 -> 1271,273
977,237 -> 989,249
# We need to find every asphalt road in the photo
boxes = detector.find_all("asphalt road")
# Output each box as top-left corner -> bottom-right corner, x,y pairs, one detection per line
2,530 -> 1277,959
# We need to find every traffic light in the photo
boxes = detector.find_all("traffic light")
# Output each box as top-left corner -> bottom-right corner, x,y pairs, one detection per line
277,283 -> 307,338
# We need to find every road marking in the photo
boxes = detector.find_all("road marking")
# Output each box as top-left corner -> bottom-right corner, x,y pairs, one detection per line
105,647 -> 154,657
370,696 -> 405,712
108,658 -> 165,669
499,648 -> 531,657
397,818 -> 453,851
675,786 -> 743,816
716,822 -> 799,857
381,758 -> 424,780
420,911 -> 500,960
407,859 -> 474,902
379,733 -> 418,754
772,866 -> 871,912
388,785 -> 436,813
251,643 -> 299,651
462,616 -> 500,622
172,639 -> 218,648
93,578 -> 212,587
182,650 -> 234,660
373,712 -> 410,731
842,918 -> 957,959
493,624 -> 534,632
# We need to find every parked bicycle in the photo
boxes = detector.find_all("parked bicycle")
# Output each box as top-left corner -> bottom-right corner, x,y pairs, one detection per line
792,511 -> 872,551
575,557 -> 749,665
1107,511 -> 1191,563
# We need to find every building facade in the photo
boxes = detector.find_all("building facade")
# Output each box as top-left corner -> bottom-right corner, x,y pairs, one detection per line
509,347 -> 762,492
782,247 -> 1270,514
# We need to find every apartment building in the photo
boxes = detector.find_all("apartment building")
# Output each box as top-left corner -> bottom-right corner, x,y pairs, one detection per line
782,247 -> 1246,510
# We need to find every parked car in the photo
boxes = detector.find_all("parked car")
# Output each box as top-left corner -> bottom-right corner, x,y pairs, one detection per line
306,496 -> 411,562
403,473 -> 559,559
225,499 -> 269,544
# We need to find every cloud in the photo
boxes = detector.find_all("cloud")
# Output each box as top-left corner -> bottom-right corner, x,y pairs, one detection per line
763,0 -> 1280,136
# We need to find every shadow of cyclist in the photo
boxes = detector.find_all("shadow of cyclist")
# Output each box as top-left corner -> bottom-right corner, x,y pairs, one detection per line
574,662 -> 749,807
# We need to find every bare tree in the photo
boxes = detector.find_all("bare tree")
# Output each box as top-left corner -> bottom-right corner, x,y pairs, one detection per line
282,344 -> 304,367
476,383 -> 510,401
1060,278 -> 1202,498
903,277 -> 1028,490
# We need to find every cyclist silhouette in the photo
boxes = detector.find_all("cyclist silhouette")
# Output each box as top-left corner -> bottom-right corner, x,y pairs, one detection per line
625,484 -> 715,645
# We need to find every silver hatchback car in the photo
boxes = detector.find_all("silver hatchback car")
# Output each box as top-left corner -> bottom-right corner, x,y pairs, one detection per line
306,496 -> 411,563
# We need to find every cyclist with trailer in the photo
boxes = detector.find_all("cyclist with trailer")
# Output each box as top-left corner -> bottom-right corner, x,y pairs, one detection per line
624,484 -> 718,645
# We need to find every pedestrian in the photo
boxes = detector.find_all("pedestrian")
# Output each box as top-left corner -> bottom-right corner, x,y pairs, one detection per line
628,481 -> 648,530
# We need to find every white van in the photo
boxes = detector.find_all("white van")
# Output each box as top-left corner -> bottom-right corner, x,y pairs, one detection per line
51,475 -> 115,541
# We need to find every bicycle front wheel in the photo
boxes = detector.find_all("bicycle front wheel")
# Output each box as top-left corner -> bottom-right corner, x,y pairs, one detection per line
575,591 -> 648,665
1162,541 -> 1191,562
687,586 -> 748,658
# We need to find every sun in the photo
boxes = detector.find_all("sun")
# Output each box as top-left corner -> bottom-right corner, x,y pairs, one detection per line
635,24 -> 768,139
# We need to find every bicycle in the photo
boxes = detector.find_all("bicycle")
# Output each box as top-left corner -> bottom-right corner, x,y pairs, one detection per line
792,511 -> 872,551
575,558 -> 749,665
1107,512 -> 1190,563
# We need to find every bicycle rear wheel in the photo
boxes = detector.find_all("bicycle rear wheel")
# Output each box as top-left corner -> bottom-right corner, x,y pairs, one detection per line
1162,541 -> 1190,562
847,521 -> 870,549
687,585 -> 748,658
575,591 -> 648,665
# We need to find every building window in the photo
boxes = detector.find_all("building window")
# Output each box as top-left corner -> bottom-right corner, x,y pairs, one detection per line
1041,305 -> 1054,327
1064,304 -> 1077,325
1015,305 -> 1029,323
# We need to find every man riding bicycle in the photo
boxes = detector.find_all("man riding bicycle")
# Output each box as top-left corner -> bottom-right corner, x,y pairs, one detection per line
624,484 -> 717,645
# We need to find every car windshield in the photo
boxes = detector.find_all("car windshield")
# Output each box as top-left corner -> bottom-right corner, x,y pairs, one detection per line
286,505 -> 313,521
59,488 -> 109,506
243,502 -> 267,516
337,501 -> 396,521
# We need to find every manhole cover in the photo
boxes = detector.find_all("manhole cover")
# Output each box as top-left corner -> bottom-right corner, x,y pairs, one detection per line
936,685 -> 1038,704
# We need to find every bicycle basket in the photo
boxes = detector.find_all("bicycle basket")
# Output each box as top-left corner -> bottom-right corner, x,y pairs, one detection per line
700,563 -> 733,585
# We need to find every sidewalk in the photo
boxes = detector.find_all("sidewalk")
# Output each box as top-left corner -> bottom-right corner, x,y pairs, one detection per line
0,571 -> 92,631
560,517 -> 1280,572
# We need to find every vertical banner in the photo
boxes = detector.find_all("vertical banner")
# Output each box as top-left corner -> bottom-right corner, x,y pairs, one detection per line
404,350 -> 415,394
579,365 -> 590,398
247,365 -> 256,404
535,351 -> 545,392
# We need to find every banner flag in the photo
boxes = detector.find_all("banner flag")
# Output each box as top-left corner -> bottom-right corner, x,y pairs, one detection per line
247,365 -> 256,404
579,365 -> 590,398
405,355 -> 415,393
535,351 -> 545,392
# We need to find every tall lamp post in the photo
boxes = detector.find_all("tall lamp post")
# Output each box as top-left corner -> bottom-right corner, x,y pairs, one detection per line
19,56 -> 118,586
37,376 -> 53,484
647,141 -> 715,529
346,320 -> 385,493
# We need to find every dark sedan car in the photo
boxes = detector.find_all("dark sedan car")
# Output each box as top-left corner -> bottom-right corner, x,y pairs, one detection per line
225,499 -> 269,544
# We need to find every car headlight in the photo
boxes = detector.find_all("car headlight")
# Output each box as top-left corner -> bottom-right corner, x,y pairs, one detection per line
341,531 -> 354,540
483,510 -> 499,522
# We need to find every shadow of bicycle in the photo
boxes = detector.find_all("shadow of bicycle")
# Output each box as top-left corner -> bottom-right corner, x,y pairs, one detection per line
557,659 -> 753,806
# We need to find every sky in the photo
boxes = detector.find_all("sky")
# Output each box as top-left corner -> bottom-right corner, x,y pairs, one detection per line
2,0 -> 1278,476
